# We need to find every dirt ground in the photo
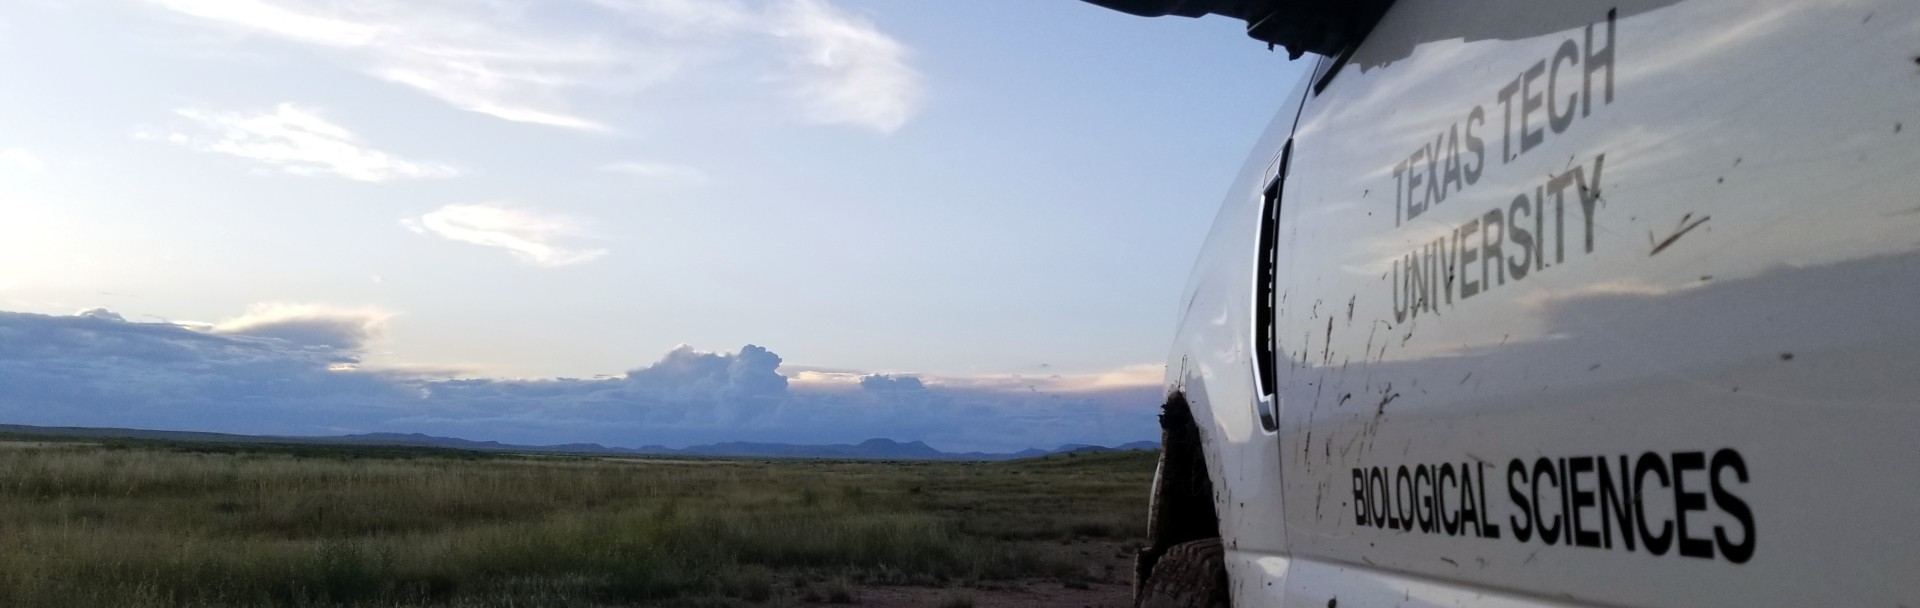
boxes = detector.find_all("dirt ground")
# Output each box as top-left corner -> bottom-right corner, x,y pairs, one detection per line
841,539 -> 1136,608
852,581 -> 1132,608
831,539 -> 1136,608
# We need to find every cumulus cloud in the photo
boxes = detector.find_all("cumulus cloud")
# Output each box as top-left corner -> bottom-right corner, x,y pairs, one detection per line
404,203 -> 607,267
625,344 -> 788,401
0,307 -> 1158,452
155,104 -> 458,181
145,0 -> 923,133
859,374 -> 924,391
0,309 -> 408,435
74,307 -> 126,322
621,344 -> 789,423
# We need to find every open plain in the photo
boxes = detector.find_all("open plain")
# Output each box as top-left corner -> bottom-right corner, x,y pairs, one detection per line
0,433 -> 1154,607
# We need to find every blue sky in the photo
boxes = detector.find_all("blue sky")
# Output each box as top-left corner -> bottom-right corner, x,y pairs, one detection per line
0,0 -> 1308,451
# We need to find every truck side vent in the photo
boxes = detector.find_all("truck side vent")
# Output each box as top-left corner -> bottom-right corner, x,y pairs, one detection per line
1251,140 -> 1289,432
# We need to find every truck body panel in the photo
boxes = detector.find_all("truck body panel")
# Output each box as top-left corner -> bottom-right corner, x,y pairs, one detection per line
1162,0 -> 1920,604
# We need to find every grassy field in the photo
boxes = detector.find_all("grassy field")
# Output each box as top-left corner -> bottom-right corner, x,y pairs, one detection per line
0,435 -> 1154,607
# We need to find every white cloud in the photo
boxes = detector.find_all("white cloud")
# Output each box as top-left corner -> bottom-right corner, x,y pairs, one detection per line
600,160 -> 709,184
847,364 -> 1164,396
147,0 -> 620,131
0,312 -> 1159,452
212,303 -> 393,352
588,0 -> 753,35
770,0 -> 922,133
1046,364 -> 1166,392
151,0 -> 380,46
145,0 -> 923,133
0,148 -> 43,172
404,203 -> 608,267
74,307 -> 126,322
374,63 -> 611,132
159,104 -> 458,181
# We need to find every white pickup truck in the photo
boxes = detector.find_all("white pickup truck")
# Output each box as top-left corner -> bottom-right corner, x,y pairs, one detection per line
1075,1 -> 1920,606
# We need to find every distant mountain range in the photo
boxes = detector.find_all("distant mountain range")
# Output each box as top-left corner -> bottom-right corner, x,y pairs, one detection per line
0,424 -> 1157,461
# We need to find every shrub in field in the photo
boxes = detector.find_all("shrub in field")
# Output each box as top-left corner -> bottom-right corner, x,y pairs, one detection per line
937,589 -> 976,608
824,577 -> 858,604
723,565 -> 775,602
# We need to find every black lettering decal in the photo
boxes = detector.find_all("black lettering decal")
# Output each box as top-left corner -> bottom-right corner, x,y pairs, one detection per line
1373,467 -> 1393,530
1459,462 -> 1483,537
1439,463 -> 1459,535
1407,148 -> 1427,220
1410,248 -> 1429,319
1393,160 -> 1407,227
1497,76 -> 1521,163
1416,464 -> 1436,533
1548,39 -> 1579,133
1535,185 -> 1548,270
1396,465 -> 1415,530
1482,209 -> 1505,289
1459,219 -> 1480,299
1443,127 -> 1464,196
1464,107 -> 1486,185
1635,452 -> 1674,555
1520,60 -> 1547,155
1584,9 -> 1616,117
1385,476 -> 1403,530
1672,451 -> 1715,559
1439,232 -> 1458,306
1559,458 -> 1572,543
1569,456 -> 1601,547
1576,154 -> 1606,253
1546,174 -> 1571,264
1508,459 -> 1533,542
1425,140 -> 1443,209
1480,462 -> 1501,539
1533,457 -> 1561,545
1598,455 -> 1637,551
1428,238 -> 1443,310
1430,238 -> 1443,312
1354,468 -> 1370,525
1508,194 -> 1534,280
1711,449 -> 1756,564
1391,256 -> 1410,324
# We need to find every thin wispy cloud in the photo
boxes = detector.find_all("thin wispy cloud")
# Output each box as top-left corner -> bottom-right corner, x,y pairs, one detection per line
151,0 -> 379,46
145,0 -> 924,133
0,148 -> 43,172
211,303 -> 393,353
772,0 -> 922,133
600,161 -> 710,184
147,0 -> 618,131
934,364 -> 1165,393
588,0 -> 753,36
154,104 -> 458,182
595,0 -> 922,132
404,203 -> 608,267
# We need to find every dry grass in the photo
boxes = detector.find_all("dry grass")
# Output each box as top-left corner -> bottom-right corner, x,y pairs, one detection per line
0,437 -> 1153,607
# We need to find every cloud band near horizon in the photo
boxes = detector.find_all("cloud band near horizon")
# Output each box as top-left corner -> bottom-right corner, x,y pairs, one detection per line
0,307 -> 1161,453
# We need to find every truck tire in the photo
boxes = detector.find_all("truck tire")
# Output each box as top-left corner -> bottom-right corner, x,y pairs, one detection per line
1138,537 -> 1228,608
